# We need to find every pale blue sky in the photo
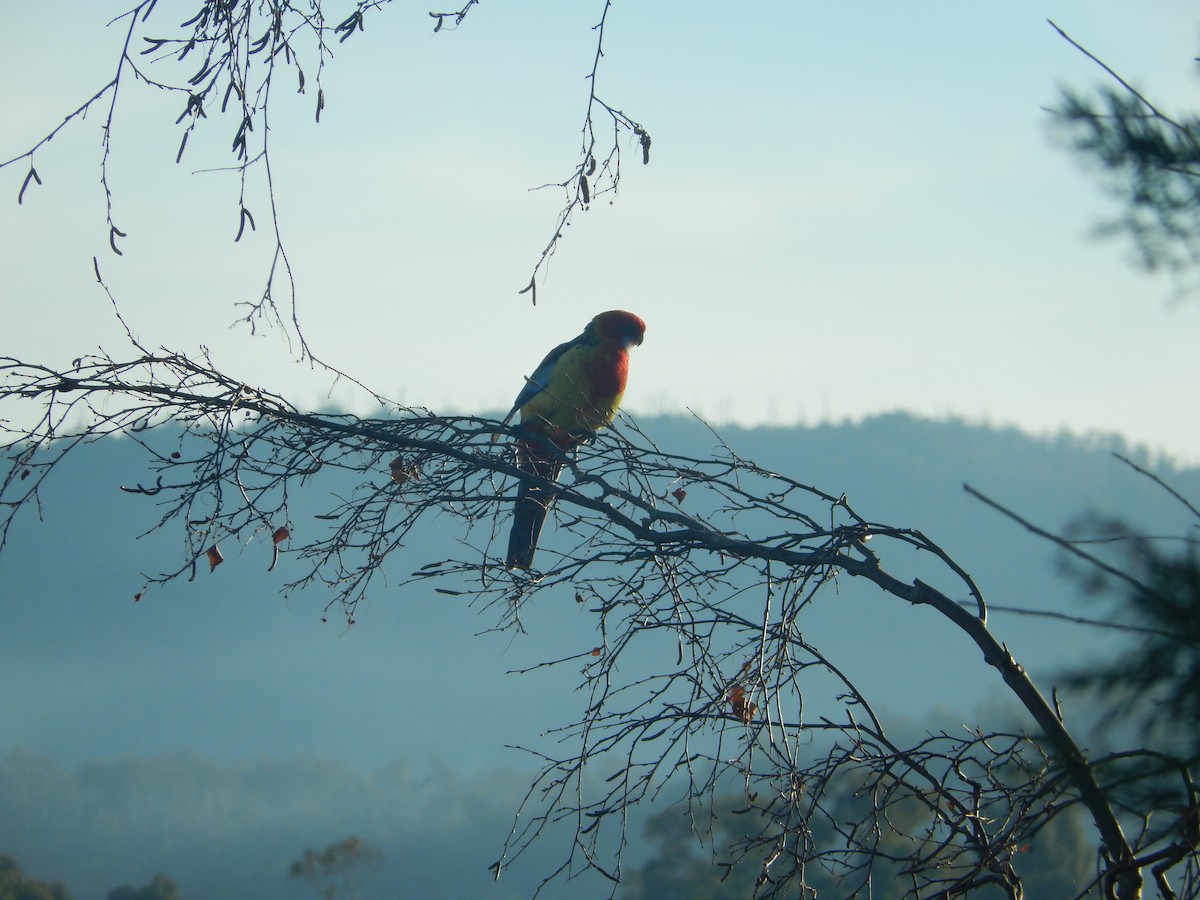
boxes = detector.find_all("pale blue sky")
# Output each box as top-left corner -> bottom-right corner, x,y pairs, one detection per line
2,1 -> 1197,462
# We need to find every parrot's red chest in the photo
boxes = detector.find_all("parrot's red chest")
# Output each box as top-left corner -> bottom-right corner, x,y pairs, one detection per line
587,345 -> 629,399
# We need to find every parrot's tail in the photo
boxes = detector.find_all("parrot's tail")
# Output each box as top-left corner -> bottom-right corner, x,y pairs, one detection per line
506,439 -> 567,570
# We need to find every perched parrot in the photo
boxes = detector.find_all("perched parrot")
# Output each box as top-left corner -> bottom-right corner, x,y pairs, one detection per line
499,310 -> 646,570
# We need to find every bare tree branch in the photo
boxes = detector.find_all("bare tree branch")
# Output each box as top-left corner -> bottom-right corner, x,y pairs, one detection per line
519,0 -> 649,303
4,344 -> 1183,898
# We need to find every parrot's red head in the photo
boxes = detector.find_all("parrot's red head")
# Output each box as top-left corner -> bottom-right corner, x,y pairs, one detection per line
589,310 -> 646,349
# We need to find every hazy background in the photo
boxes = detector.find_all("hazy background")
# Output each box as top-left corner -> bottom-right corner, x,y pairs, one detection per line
1,1 -> 1198,897
2,414 -> 1198,897
1,1 -> 1198,459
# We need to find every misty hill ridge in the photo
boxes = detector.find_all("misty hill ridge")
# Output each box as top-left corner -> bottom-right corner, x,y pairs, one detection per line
1,412 -> 1195,898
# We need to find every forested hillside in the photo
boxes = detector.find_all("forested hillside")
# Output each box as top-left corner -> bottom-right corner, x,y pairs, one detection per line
1,413 -> 1194,898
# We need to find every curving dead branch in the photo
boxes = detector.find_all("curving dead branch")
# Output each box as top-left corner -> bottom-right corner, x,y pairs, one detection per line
4,345 -> 1196,898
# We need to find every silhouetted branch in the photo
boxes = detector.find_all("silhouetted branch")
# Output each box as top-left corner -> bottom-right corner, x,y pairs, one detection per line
5,343 -> 1184,898
965,483 -> 1159,601
5,1 -> 650,322
520,0 -> 649,303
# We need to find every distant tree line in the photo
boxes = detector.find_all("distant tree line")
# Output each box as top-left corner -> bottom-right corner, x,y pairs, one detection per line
0,855 -> 180,900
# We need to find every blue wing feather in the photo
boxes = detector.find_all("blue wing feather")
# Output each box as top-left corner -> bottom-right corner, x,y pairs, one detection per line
504,336 -> 580,420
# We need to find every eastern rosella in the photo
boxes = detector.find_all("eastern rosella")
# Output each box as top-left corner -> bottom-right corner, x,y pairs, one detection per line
499,310 -> 646,570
